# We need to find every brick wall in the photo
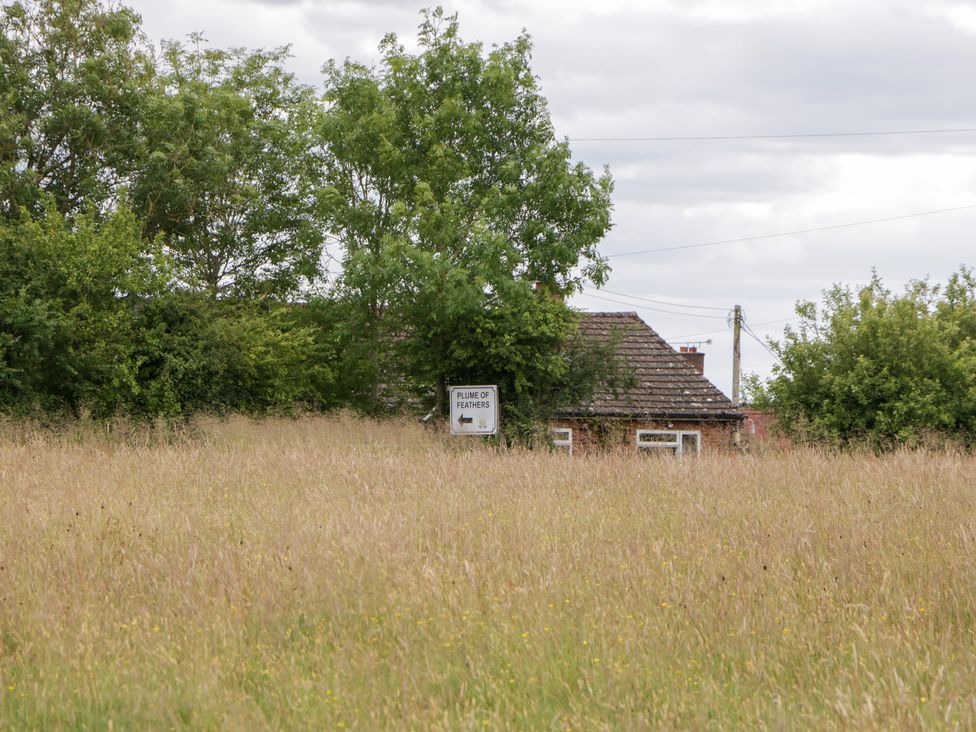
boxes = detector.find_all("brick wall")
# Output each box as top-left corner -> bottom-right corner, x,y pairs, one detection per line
550,417 -> 739,455
740,408 -> 792,449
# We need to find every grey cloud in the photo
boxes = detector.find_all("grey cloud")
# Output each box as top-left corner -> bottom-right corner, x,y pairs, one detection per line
534,6 -> 976,152
123,0 -> 976,390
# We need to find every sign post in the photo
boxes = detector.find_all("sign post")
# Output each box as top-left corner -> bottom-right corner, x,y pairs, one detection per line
449,385 -> 498,436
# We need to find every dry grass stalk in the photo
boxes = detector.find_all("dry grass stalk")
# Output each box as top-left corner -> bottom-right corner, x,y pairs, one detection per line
1,414 -> 974,729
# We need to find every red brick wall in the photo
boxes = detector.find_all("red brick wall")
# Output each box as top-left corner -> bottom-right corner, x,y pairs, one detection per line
740,408 -> 792,448
550,418 -> 739,455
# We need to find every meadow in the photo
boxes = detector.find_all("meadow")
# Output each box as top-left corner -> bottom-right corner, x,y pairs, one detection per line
1,415 -> 974,730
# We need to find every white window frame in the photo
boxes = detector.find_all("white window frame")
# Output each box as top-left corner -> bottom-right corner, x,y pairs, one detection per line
551,427 -> 573,455
636,429 -> 701,456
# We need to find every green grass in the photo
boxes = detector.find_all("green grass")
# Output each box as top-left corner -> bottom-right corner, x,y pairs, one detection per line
1,415 -> 974,729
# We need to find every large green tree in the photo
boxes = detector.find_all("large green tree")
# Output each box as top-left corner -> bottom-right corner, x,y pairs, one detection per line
131,36 -> 324,298
753,270 -> 976,447
0,203 -> 167,414
0,0 -> 154,219
0,202 -> 335,417
130,293 -> 337,417
318,9 -> 613,416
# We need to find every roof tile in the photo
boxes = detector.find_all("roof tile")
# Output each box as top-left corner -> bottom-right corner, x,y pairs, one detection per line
555,311 -> 743,422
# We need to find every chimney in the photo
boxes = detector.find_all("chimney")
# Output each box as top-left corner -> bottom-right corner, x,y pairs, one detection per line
678,345 -> 705,374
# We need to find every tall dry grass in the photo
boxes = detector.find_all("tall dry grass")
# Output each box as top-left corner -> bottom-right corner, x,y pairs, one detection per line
1,414 -> 975,729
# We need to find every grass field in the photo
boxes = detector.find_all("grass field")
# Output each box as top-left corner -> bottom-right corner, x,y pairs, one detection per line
1,415 -> 975,730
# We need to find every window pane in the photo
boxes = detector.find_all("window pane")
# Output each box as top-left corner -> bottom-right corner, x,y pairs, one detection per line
637,431 -> 678,444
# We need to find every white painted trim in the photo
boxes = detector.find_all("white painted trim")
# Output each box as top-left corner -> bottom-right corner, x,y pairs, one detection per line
551,427 -> 573,455
636,429 -> 702,455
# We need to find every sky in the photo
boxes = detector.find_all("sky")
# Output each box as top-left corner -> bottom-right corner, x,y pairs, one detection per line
124,0 -> 976,396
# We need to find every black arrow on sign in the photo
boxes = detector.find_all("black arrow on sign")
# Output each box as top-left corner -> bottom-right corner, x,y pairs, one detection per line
457,414 -> 473,425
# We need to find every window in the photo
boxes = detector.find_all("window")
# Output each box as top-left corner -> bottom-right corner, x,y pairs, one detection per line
636,429 -> 701,456
551,427 -> 573,455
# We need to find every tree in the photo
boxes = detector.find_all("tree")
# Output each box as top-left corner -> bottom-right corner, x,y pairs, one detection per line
0,201 -> 336,418
131,36 -> 324,298
318,9 -> 613,417
752,270 -> 976,448
130,293 -> 337,416
0,202 -> 167,414
0,0 -> 155,219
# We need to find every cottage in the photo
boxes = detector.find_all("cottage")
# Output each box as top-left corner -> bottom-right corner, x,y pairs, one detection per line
551,311 -> 743,454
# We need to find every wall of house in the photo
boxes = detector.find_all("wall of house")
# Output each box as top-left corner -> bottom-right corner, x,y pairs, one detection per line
740,408 -> 792,449
550,417 -> 740,455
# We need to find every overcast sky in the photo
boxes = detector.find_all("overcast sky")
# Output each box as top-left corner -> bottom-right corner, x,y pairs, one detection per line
125,0 -> 976,396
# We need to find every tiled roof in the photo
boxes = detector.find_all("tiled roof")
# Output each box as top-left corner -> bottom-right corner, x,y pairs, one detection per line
555,311 -> 743,422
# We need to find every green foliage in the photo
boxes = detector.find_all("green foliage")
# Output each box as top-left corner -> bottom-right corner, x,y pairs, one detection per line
0,204 -> 334,417
131,36 -> 324,298
131,295 -> 336,416
0,0 -> 155,218
753,270 -> 976,448
282,295 -> 379,411
0,2 -> 617,431
0,203 -> 166,414
319,9 -> 614,421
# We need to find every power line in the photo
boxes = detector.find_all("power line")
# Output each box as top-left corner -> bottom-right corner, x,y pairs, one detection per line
606,204 -> 976,258
742,321 -> 780,361
582,283 -> 802,325
664,316 -> 799,342
570,127 -> 976,142
587,287 -> 728,311
748,316 -> 800,327
664,326 -> 731,340
576,291 -> 729,319
580,283 -> 802,324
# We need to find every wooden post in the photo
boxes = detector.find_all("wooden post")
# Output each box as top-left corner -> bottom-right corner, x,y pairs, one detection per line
732,304 -> 742,408
732,304 -> 742,447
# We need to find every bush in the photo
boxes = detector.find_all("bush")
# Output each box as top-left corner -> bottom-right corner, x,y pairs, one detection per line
752,270 -> 976,448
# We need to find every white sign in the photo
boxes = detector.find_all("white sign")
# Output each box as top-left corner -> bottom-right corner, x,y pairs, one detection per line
449,385 -> 498,435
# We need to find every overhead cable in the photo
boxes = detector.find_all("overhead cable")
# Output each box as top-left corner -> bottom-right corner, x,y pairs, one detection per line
664,327 -> 731,340
747,316 -> 800,327
576,291 -> 729,319
586,286 -> 728,311
570,127 -> 976,142
742,321 -> 781,361
606,204 -> 976,258
664,316 -> 798,342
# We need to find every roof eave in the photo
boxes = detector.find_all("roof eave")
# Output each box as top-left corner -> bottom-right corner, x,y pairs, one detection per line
552,409 -> 745,422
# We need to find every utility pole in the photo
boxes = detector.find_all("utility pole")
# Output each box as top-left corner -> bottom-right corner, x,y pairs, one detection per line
731,304 -> 742,407
732,304 -> 742,448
